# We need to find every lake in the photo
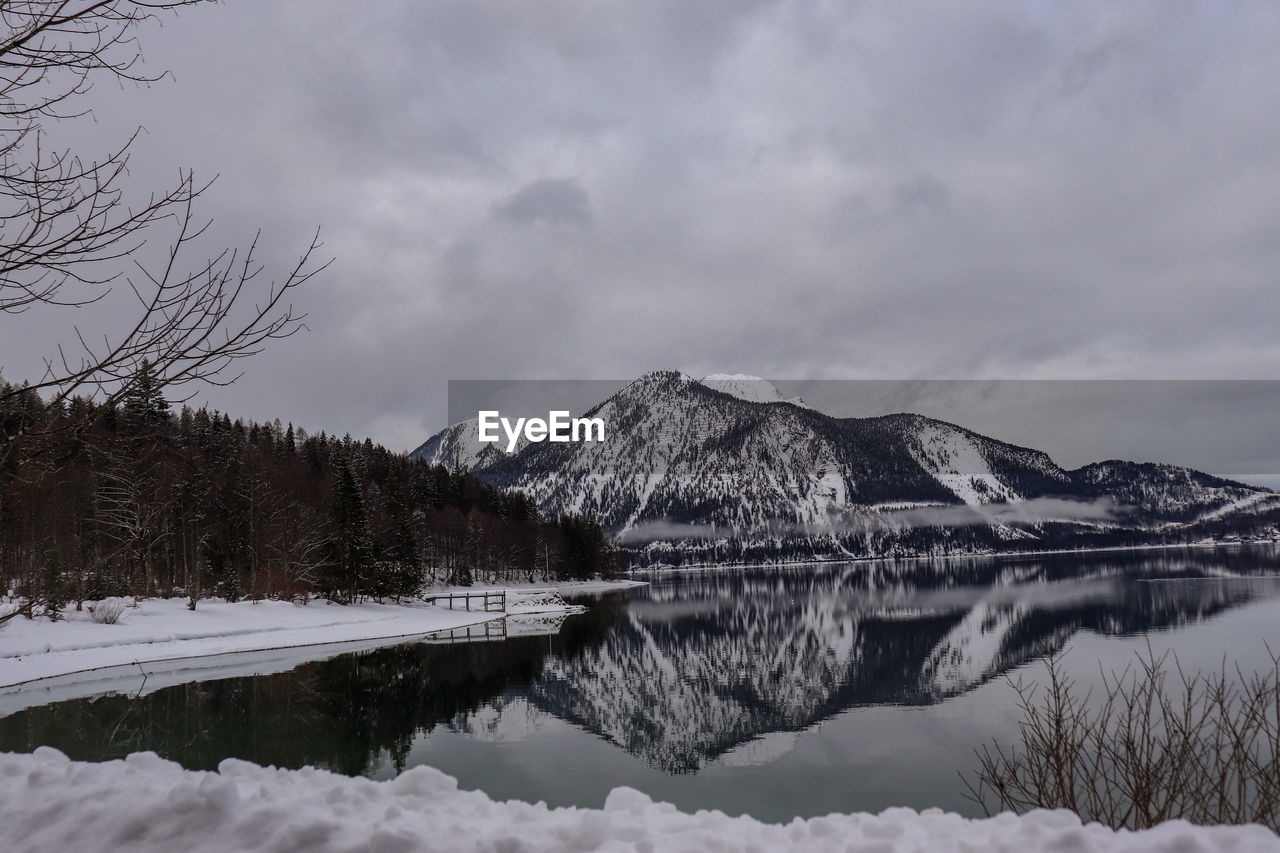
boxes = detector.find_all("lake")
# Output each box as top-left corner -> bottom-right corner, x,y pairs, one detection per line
4,544 -> 1280,824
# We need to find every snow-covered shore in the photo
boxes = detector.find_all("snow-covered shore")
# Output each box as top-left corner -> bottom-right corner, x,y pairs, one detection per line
2,747 -> 1276,853
629,538 -> 1280,573
0,580 -> 643,692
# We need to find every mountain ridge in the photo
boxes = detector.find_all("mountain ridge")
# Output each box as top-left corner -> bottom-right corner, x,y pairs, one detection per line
412,371 -> 1280,565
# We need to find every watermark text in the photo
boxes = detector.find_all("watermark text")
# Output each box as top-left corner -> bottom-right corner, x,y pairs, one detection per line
477,410 -> 605,453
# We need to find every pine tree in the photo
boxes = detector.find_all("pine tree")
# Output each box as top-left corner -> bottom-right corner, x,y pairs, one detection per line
329,459 -> 372,603
121,359 -> 171,428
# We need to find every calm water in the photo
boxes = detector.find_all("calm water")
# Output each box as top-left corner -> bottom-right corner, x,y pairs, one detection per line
5,545 -> 1280,822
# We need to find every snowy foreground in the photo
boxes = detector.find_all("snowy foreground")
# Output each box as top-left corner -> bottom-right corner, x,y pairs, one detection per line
3,748 -> 1278,853
0,581 -> 641,693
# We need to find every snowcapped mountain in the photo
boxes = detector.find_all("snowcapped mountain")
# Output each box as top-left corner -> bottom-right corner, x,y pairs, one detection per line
411,370 -> 1280,565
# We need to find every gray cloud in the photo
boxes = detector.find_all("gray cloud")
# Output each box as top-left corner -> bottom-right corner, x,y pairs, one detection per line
494,179 -> 593,227
4,1 -> 1280,458
890,173 -> 950,214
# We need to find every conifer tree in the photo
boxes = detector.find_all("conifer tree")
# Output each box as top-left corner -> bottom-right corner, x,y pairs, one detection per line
330,459 -> 372,602
120,359 -> 171,428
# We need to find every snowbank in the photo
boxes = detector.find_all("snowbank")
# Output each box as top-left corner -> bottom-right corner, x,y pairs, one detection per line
2,748 -> 1276,853
0,581 -> 640,691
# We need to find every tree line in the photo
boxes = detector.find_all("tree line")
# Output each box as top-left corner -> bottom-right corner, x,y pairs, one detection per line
0,369 -> 627,617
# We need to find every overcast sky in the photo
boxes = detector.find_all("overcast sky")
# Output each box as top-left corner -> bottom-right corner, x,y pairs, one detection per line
6,1 -> 1280,463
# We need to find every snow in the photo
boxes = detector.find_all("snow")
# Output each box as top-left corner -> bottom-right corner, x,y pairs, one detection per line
411,416 -> 504,469
1195,490 -> 1280,522
909,423 -> 1018,506
0,636 -> 434,718
2,748 -> 1277,853
0,582 -> 643,691
700,373 -> 813,408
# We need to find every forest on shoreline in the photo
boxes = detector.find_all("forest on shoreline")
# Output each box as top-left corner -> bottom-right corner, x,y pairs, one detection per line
0,370 -> 627,618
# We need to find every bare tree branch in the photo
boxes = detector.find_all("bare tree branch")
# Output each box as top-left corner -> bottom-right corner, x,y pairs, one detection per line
0,1 -> 330,465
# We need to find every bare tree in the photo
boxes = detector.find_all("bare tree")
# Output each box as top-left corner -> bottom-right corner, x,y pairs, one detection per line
268,502 -> 330,603
93,452 -> 167,592
0,1 -> 329,461
964,646 -> 1280,832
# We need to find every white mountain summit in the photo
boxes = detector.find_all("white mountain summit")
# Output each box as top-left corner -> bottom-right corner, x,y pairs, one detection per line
699,374 -> 812,409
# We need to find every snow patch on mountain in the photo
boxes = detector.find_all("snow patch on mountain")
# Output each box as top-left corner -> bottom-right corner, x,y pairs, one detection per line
1195,491 -> 1280,522
908,423 -> 1019,506
410,418 -> 507,470
700,373 -> 812,408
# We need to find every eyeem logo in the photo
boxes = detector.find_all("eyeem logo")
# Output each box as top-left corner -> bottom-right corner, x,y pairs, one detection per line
477,411 -> 606,453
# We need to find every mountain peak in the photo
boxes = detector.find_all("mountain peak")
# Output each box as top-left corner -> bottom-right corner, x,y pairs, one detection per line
630,369 -> 697,386
699,374 -> 811,408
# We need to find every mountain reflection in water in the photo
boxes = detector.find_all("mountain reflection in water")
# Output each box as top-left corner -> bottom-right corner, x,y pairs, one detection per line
532,547 -> 1280,772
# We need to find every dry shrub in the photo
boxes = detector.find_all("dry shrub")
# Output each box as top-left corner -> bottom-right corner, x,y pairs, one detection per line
964,645 -> 1280,831
88,598 -> 128,625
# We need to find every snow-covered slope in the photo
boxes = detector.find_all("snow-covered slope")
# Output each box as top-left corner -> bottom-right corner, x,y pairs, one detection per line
409,417 -> 507,470
700,373 -> 812,408
909,421 -> 1022,505
411,370 -> 1277,564
472,371 -> 963,531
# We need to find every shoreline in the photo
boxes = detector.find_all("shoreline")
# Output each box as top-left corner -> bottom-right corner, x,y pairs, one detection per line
627,537 -> 1280,574
0,580 -> 644,695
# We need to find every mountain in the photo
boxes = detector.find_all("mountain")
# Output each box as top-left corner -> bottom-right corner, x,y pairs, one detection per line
411,371 -> 1280,565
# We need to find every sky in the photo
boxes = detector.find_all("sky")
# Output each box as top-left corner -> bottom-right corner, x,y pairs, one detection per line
5,0 -> 1280,462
